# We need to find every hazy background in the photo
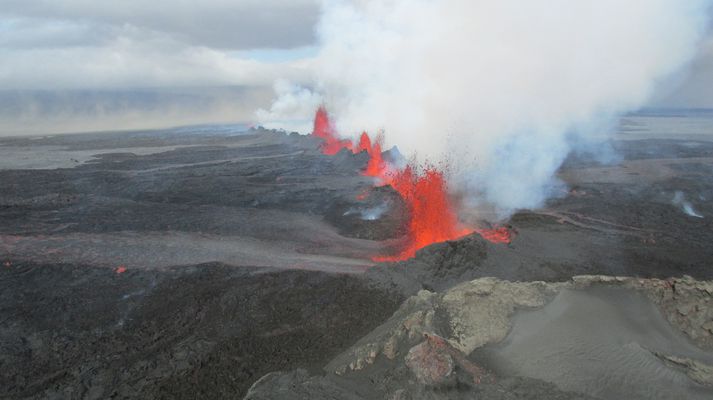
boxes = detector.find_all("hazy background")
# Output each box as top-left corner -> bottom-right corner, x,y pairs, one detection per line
0,0 -> 320,135
1,0 -> 711,137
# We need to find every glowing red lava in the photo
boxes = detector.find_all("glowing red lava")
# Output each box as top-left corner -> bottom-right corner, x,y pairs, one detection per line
355,189 -> 370,201
374,166 -> 475,261
312,107 -> 511,261
313,106 -> 354,155
474,226 -> 511,243
313,107 -> 388,177
362,139 -> 387,177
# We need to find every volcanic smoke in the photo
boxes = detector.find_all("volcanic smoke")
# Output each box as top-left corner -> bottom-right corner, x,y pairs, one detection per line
313,106 -> 510,261
259,0 -> 711,218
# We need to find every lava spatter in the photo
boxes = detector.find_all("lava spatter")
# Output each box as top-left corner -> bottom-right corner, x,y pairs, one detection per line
312,107 -> 510,261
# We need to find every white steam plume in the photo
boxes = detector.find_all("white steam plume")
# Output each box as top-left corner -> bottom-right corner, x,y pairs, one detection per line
255,80 -> 323,133
261,0 -> 711,217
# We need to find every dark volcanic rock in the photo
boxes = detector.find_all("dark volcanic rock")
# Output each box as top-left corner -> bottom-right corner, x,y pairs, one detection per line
324,185 -> 409,241
0,128 -> 406,270
366,235 -> 490,294
243,369 -> 365,400
0,262 -> 403,399
405,338 -> 456,386
243,368 -> 596,400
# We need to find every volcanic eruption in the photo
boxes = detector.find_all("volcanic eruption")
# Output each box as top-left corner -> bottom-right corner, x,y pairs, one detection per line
4,1 -> 713,399
258,0 -> 711,222
313,106 -> 510,261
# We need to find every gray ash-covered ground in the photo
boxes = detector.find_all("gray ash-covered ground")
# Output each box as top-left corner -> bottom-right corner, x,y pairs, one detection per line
1,113 -> 713,398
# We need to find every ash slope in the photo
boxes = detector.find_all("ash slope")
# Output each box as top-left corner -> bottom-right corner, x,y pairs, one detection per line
246,276 -> 713,400
478,286 -> 713,400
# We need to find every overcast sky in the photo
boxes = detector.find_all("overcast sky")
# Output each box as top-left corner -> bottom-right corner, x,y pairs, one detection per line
0,1 -> 711,135
0,0 -> 320,90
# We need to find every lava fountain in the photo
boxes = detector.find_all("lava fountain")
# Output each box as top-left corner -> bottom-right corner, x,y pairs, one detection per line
312,106 -> 354,155
312,106 -> 511,261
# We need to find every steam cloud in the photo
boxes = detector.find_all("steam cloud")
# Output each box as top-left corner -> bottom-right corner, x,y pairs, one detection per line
259,0 -> 711,217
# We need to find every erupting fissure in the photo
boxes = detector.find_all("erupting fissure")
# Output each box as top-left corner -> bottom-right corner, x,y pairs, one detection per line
313,106 -> 510,261
374,165 -> 475,261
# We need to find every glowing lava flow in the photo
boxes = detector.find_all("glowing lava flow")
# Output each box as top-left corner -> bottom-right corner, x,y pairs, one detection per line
312,106 -> 510,261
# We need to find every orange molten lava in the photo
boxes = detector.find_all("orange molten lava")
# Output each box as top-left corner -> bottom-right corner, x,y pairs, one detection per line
313,106 -> 353,155
313,107 -> 387,177
312,107 -> 511,261
474,226 -> 511,243
357,132 -> 387,177
374,166 -> 474,261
